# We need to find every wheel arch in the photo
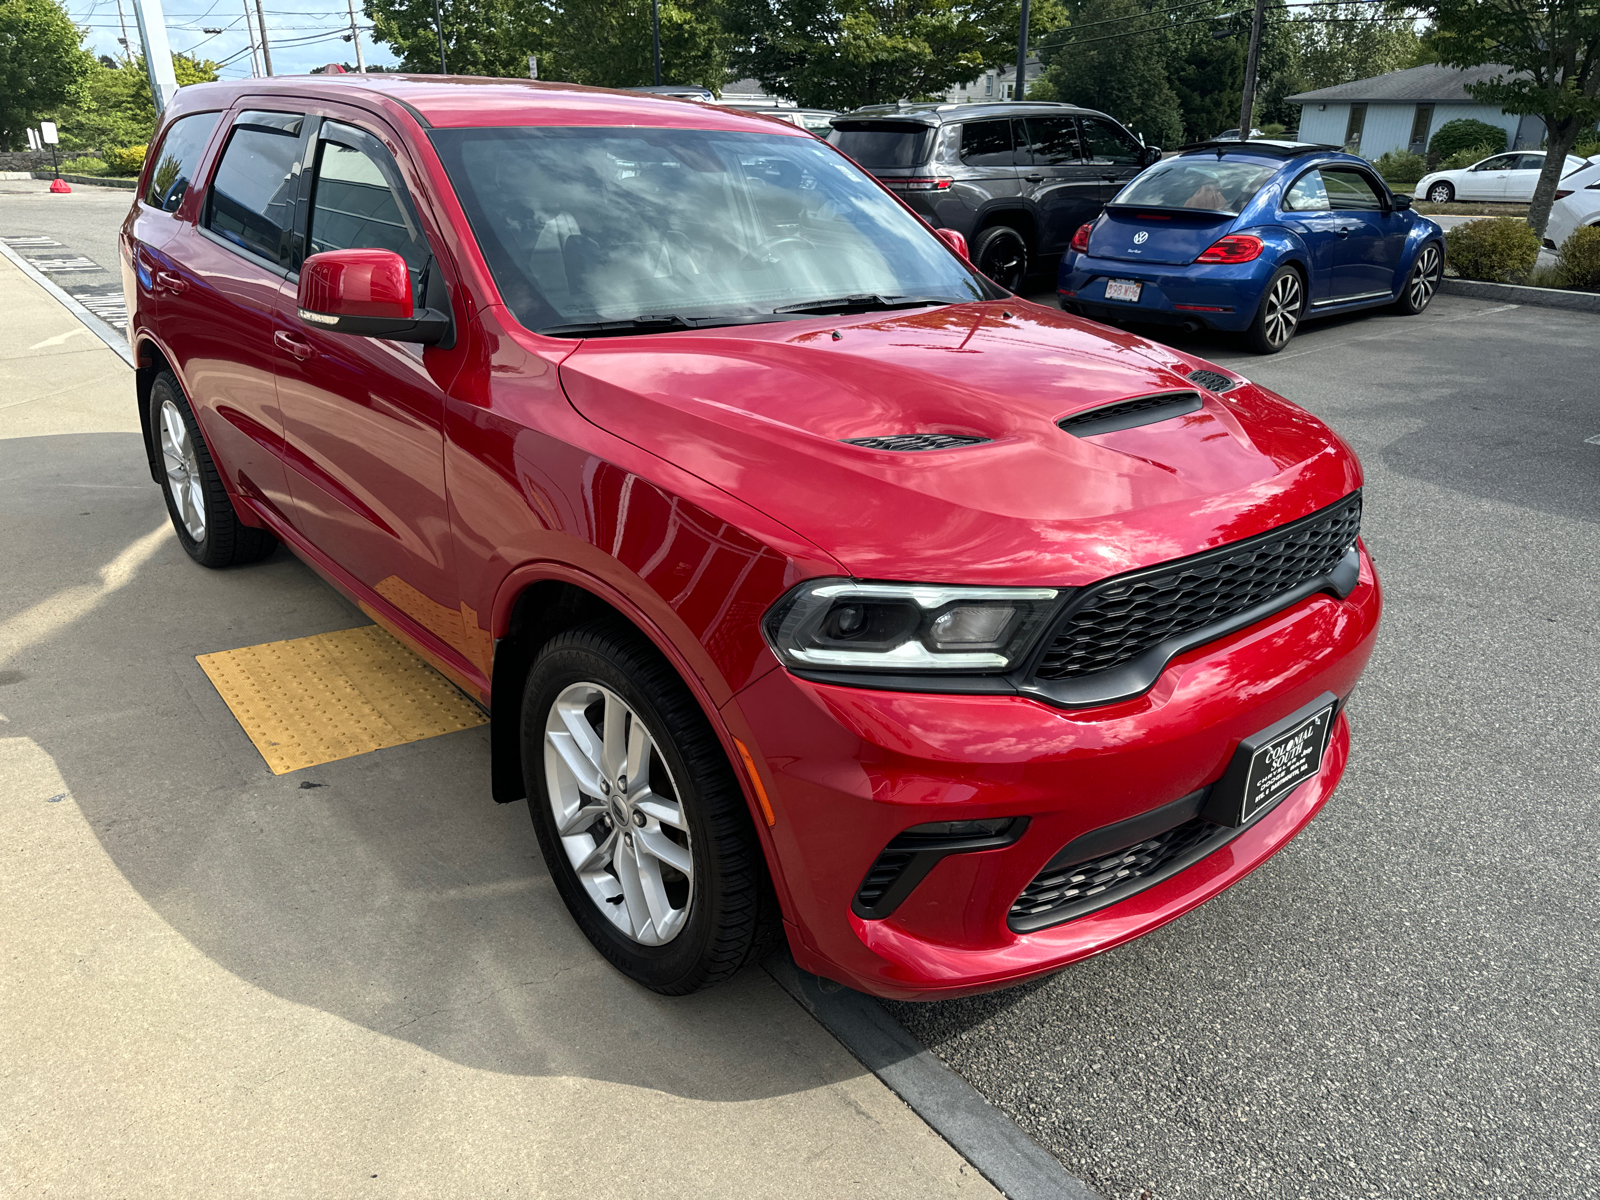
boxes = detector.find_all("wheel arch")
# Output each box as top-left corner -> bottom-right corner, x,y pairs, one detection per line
975,205 -> 1038,252
133,334 -> 174,486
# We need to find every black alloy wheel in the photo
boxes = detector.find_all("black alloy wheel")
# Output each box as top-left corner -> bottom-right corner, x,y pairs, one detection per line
1395,242 -> 1443,314
972,225 -> 1028,292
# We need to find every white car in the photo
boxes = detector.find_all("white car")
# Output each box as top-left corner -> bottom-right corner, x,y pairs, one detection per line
1414,150 -> 1588,203
1545,159 -> 1600,249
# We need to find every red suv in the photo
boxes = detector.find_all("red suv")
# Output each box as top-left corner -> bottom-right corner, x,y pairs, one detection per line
123,76 -> 1381,1001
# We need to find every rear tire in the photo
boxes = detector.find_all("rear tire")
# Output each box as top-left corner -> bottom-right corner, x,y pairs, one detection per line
521,620 -> 779,994
1426,181 -> 1454,204
1394,241 -> 1443,314
1244,266 -> 1305,354
973,225 -> 1028,292
148,371 -> 276,568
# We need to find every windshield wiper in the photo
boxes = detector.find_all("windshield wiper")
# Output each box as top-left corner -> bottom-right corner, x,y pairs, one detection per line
539,315 -> 695,338
772,294 -> 953,316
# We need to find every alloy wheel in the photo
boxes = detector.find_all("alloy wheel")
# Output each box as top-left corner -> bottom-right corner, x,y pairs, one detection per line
543,681 -> 693,946
159,398 -> 206,542
980,237 -> 1025,291
1428,184 -> 1452,203
1262,272 -> 1302,348
1408,244 -> 1441,309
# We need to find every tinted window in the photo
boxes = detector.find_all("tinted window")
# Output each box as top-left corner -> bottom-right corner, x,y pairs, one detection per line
1024,116 -> 1083,166
828,122 -> 933,169
1322,168 -> 1384,210
308,123 -> 431,304
1081,117 -> 1141,164
1516,154 -> 1546,171
206,112 -> 304,265
1283,169 -> 1330,211
1114,158 -> 1276,213
429,126 -> 989,334
1473,154 -> 1515,171
145,112 -> 220,212
960,120 -> 1015,167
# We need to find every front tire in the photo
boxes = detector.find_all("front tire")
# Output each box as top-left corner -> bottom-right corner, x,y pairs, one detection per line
1394,241 -> 1443,314
148,371 -> 276,567
1244,266 -> 1305,354
521,621 -> 777,994
972,225 -> 1028,292
1426,181 -> 1454,204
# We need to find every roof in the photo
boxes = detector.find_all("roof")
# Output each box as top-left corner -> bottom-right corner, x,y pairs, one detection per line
1177,139 -> 1341,159
164,73 -> 811,134
1287,62 -> 1522,105
834,100 -> 1101,126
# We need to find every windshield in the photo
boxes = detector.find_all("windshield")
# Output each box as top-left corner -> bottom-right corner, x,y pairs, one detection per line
1113,158 -> 1278,214
429,126 -> 988,334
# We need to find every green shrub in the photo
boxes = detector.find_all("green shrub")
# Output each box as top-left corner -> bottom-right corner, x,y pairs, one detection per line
1429,118 -> 1507,161
1556,224 -> 1600,288
1575,135 -> 1600,160
1374,149 -> 1425,183
104,144 -> 148,175
1445,217 -> 1540,282
1260,122 -> 1286,138
58,156 -> 108,175
1441,143 -> 1500,171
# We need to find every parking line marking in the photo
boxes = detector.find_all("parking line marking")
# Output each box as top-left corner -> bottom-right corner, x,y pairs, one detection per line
196,625 -> 486,775
1587,435 -> 1600,445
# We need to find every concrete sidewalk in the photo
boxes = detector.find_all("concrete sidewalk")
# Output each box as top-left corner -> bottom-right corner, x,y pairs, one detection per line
0,251 -> 999,1197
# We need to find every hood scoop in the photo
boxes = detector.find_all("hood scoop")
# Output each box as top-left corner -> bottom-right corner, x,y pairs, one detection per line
1184,368 -> 1241,393
842,433 -> 992,451
1058,391 -> 1203,438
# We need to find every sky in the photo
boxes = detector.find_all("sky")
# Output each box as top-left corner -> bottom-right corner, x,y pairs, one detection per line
65,0 -> 402,80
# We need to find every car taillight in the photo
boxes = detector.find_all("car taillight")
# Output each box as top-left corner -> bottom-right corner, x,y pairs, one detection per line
1195,234 -> 1265,264
1554,189 -> 1574,200
1069,223 -> 1092,253
887,177 -> 953,191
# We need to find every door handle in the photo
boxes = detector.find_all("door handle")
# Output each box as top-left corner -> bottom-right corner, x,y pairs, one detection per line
154,269 -> 188,294
273,330 -> 314,361
1336,227 -> 1351,238
1024,174 -> 1044,182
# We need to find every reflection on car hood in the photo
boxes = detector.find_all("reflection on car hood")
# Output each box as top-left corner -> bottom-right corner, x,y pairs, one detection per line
555,302 -> 1362,586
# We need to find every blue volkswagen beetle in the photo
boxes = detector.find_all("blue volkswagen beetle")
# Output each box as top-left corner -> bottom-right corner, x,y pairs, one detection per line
1057,141 -> 1446,353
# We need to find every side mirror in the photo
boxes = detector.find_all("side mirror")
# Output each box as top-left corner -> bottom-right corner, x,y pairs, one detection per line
297,248 -> 450,344
1392,194 -> 1412,210
1143,146 -> 1163,165
934,227 -> 970,261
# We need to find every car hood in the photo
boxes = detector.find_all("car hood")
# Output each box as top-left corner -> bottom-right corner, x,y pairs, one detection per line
555,302 -> 1362,586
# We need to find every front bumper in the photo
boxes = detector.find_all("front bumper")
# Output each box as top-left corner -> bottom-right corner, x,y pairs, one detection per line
730,546 -> 1382,1000
1057,252 -> 1279,333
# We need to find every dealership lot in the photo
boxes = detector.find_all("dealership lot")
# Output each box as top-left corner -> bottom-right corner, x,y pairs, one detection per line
4,187 -> 1598,1198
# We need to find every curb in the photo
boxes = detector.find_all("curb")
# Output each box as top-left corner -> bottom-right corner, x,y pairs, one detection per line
0,241 -> 134,367
764,951 -> 1102,1200
28,171 -> 138,190
1440,277 -> 1600,313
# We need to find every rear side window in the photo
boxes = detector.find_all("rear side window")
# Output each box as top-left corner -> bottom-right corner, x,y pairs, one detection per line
307,122 -> 432,304
1024,116 -> 1083,166
960,120 -> 1015,167
145,112 -> 220,212
1082,117 -> 1142,164
206,111 -> 305,266
1283,170 -> 1330,211
1516,154 -> 1546,171
828,122 -> 934,169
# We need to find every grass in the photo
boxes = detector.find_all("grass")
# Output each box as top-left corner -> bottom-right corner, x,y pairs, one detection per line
1415,201 -> 1530,217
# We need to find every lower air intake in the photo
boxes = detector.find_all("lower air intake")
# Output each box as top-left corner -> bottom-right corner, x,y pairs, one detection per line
842,434 -> 991,451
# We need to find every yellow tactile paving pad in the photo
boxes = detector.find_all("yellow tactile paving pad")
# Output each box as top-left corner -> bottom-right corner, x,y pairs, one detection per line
196,625 -> 486,774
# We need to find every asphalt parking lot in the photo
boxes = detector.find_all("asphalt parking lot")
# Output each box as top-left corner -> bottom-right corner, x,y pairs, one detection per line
5,182 -> 1598,1198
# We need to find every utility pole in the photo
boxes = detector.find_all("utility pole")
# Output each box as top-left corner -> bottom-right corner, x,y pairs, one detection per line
254,0 -> 273,75
651,0 -> 661,86
241,0 -> 261,76
1237,0 -> 1267,139
131,0 -> 180,111
433,0 -> 448,73
345,0 -> 365,72
113,0 -> 133,62
1015,0 -> 1030,102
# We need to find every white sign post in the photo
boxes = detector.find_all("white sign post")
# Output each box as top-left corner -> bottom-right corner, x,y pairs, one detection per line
131,0 -> 181,113
40,121 -> 58,145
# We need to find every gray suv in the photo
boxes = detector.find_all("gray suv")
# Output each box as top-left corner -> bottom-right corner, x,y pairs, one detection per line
828,102 -> 1159,290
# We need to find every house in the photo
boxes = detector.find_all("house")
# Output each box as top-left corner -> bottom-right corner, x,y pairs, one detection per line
1287,63 -> 1552,158
946,56 -> 1044,104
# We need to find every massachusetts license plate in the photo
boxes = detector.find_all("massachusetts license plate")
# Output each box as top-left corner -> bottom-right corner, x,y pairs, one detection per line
1105,279 -> 1142,303
1203,693 -> 1338,827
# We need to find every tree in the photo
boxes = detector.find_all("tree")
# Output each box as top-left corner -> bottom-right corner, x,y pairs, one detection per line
45,54 -> 220,153
1416,0 -> 1600,237
0,0 -> 94,150
551,0 -> 729,89
1032,0 -> 1183,146
1293,2 -> 1419,90
366,0 -> 545,76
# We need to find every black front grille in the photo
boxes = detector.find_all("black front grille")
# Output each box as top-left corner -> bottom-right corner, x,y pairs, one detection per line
1009,817 -> 1223,930
1185,368 -> 1239,393
843,433 -> 991,451
855,850 -> 915,908
1033,493 -> 1362,682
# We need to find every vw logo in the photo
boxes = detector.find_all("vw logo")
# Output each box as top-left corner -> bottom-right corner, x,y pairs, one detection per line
1133,231 -> 1149,244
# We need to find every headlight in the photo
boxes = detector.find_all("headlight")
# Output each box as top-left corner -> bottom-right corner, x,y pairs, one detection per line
762,578 -> 1062,673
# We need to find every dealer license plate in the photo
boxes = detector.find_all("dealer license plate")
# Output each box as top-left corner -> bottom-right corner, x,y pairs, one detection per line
1203,693 -> 1338,827
1105,279 -> 1142,303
